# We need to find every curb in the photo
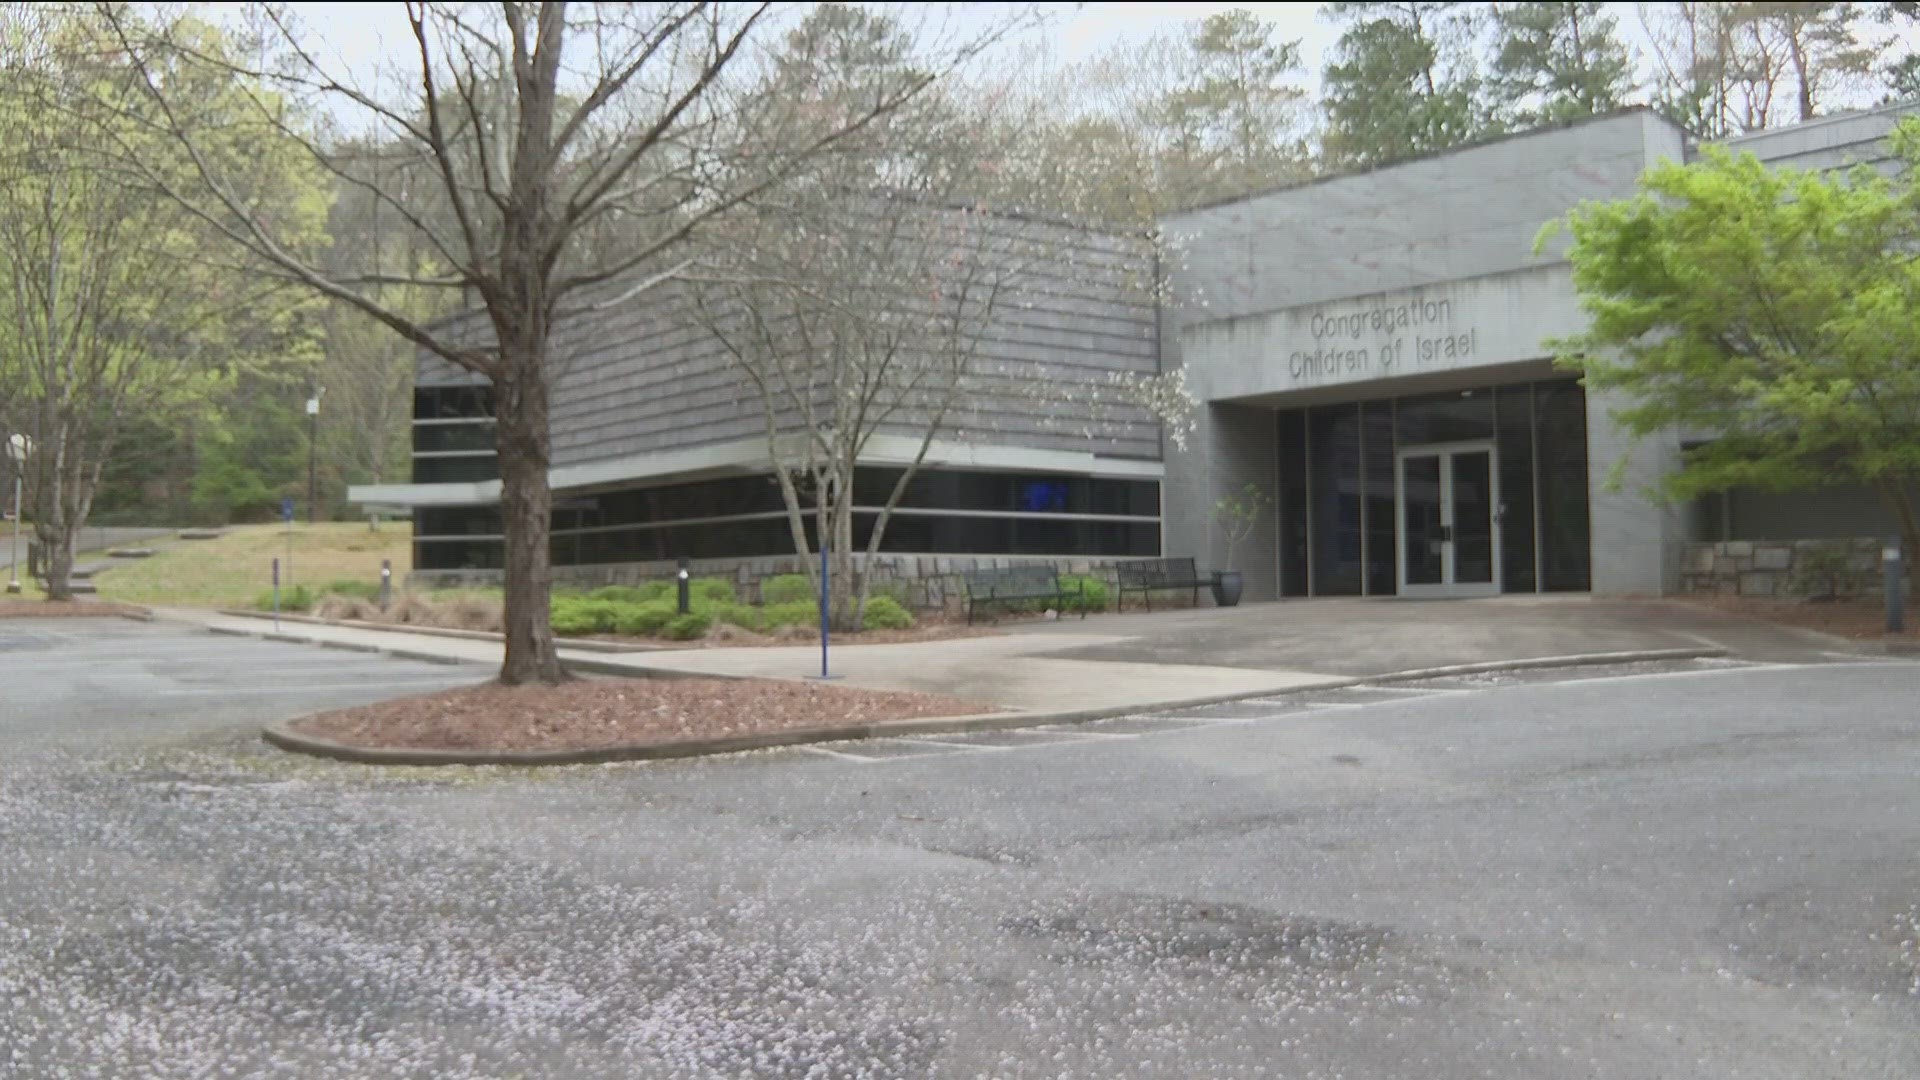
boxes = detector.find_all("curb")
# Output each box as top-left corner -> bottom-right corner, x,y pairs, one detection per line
215,609 -> 662,653
258,645 -> 1732,768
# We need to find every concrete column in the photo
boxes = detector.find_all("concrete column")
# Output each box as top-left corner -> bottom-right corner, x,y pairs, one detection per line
1585,385 -> 1686,595
1163,401 -> 1279,600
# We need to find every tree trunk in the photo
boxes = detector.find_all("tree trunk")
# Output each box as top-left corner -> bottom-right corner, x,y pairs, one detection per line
493,363 -> 565,685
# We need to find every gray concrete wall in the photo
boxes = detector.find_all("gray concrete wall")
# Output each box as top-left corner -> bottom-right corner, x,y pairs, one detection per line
1714,100 -> 1918,175
1161,400 -> 1279,600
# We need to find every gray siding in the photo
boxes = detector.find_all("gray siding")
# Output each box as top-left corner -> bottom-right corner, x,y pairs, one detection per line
413,210 -> 1162,473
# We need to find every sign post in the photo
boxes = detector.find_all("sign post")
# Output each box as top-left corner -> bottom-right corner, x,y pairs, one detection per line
814,541 -> 836,680
281,495 -> 295,587
271,557 -> 281,632
1885,540 -> 1904,635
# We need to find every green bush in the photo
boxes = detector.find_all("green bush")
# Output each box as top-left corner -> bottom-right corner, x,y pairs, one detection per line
550,603 -> 601,637
859,594 -> 914,630
663,612 -> 712,640
760,573 -> 815,605
710,603 -> 770,633
868,579 -> 910,606
590,581 -> 673,604
689,577 -> 736,604
550,596 -> 628,635
256,584 -> 315,612
321,579 -> 382,602
1058,574 -> 1110,613
612,601 -> 677,636
761,600 -> 820,629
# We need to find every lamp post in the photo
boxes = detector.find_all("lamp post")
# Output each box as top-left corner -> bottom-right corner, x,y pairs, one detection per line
306,388 -> 323,524
5,433 -> 29,595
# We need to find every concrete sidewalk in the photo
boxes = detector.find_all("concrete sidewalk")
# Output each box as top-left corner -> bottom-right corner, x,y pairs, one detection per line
157,608 -> 1345,713
147,594 -> 1796,717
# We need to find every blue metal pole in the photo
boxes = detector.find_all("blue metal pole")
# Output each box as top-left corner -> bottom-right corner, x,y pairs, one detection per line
819,540 -> 830,679
272,557 -> 281,632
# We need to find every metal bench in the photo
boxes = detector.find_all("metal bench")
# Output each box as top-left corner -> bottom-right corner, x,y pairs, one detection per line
960,565 -> 1086,625
1115,557 -> 1205,611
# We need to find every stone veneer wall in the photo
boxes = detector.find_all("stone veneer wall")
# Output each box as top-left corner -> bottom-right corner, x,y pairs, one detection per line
411,554 -> 1186,615
1680,538 -> 1911,598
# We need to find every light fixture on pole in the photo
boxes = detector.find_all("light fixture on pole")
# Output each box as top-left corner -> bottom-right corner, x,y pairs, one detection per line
306,388 -> 323,525
6,433 -> 30,595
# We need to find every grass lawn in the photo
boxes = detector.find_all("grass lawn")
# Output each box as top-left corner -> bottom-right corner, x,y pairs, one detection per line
95,522 -> 412,609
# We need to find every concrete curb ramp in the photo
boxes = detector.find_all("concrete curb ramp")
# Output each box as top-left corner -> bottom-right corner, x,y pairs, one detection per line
257,644 -> 1728,768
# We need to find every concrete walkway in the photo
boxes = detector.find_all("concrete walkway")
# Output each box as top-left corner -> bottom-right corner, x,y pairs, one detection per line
145,593 -> 1834,717
156,607 -> 1343,713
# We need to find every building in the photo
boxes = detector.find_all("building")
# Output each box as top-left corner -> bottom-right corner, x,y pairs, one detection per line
353,100 -> 1918,602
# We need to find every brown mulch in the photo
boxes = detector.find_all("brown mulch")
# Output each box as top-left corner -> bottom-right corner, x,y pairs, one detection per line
1683,595 -> 1919,640
0,597 -> 148,619
290,676 -> 994,753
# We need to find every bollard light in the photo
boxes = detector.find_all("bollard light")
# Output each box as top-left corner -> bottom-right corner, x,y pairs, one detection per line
1885,541 -> 1904,635
676,557 -> 690,614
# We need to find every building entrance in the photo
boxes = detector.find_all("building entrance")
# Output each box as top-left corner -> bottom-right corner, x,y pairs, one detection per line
1396,441 -> 1499,597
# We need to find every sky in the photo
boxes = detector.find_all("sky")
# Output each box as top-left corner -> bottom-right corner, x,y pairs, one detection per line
275,2 -> 1347,89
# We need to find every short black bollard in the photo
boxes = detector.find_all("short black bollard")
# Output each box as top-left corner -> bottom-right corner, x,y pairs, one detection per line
676,557 -> 690,615
1885,540 -> 1904,634
379,559 -> 392,609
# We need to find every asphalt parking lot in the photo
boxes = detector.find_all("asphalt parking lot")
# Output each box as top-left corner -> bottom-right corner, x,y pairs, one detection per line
1,619 -> 1917,1078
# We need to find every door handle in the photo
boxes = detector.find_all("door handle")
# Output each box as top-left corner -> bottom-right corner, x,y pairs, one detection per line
1440,524 -> 1453,543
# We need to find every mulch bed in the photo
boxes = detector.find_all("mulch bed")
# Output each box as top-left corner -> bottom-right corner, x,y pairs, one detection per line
290,677 -> 993,753
1683,595 -> 1920,640
0,597 -> 148,619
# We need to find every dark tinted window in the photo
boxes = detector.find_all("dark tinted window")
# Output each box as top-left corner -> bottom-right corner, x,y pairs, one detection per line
413,385 -> 493,420
413,455 -> 501,484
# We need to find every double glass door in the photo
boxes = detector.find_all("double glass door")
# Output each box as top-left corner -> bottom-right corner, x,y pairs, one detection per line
1396,442 -> 1500,598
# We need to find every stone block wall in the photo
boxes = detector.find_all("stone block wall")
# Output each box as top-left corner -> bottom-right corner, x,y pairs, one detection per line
411,553 -> 1196,616
1679,538 -> 1910,598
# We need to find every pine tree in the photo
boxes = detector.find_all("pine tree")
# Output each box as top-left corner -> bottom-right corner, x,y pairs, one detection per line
1489,2 -> 1636,126
1320,1 -> 1491,168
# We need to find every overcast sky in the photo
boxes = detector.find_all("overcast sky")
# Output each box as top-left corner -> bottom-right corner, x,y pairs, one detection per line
275,2 -> 1347,88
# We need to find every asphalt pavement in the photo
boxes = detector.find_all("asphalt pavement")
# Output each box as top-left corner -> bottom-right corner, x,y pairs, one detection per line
1,619 -> 1916,1078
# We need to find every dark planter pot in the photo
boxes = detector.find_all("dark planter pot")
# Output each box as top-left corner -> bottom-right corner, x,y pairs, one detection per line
1211,570 -> 1244,608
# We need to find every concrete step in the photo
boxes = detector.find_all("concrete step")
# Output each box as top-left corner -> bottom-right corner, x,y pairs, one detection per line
106,547 -> 156,558
67,580 -> 97,595
70,563 -> 113,580
178,529 -> 226,541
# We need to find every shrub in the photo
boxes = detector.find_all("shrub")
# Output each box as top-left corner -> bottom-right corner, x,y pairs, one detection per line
689,577 -> 736,604
761,600 -> 820,629
314,594 -> 377,622
256,584 -> 314,612
321,578 -> 382,602
663,611 -> 712,640
859,594 -> 914,630
593,582 -> 672,604
611,601 -> 677,636
1058,574 -> 1110,614
760,573 -> 815,605
550,596 -> 624,635
710,603 -> 769,633
868,579 -> 910,606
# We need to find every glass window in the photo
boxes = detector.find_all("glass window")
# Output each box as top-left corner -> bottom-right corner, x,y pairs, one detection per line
1535,379 -> 1591,591
413,385 -> 493,420
1495,384 -> 1537,593
1277,410 -> 1309,597
414,422 -> 496,453
1308,404 -> 1363,596
1396,389 -> 1494,445
1362,401 -> 1396,595
413,455 -> 500,484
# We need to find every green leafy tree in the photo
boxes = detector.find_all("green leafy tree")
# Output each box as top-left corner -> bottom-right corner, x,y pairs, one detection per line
1488,2 -> 1635,126
1321,1 -> 1492,167
0,7 -> 323,598
1543,118 -> 1920,558
1879,2 -> 1920,102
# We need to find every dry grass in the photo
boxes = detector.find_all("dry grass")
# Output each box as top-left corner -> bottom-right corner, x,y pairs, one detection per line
94,522 -> 412,609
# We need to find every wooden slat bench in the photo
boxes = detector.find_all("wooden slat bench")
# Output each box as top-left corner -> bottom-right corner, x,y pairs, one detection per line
1115,557 -> 1205,611
960,565 -> 1087,624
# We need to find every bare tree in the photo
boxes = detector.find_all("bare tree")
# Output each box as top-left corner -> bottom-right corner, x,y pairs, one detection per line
88,2 -> 1022,683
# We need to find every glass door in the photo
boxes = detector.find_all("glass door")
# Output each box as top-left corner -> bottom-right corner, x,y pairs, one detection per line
1396,442 -> 1501,598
